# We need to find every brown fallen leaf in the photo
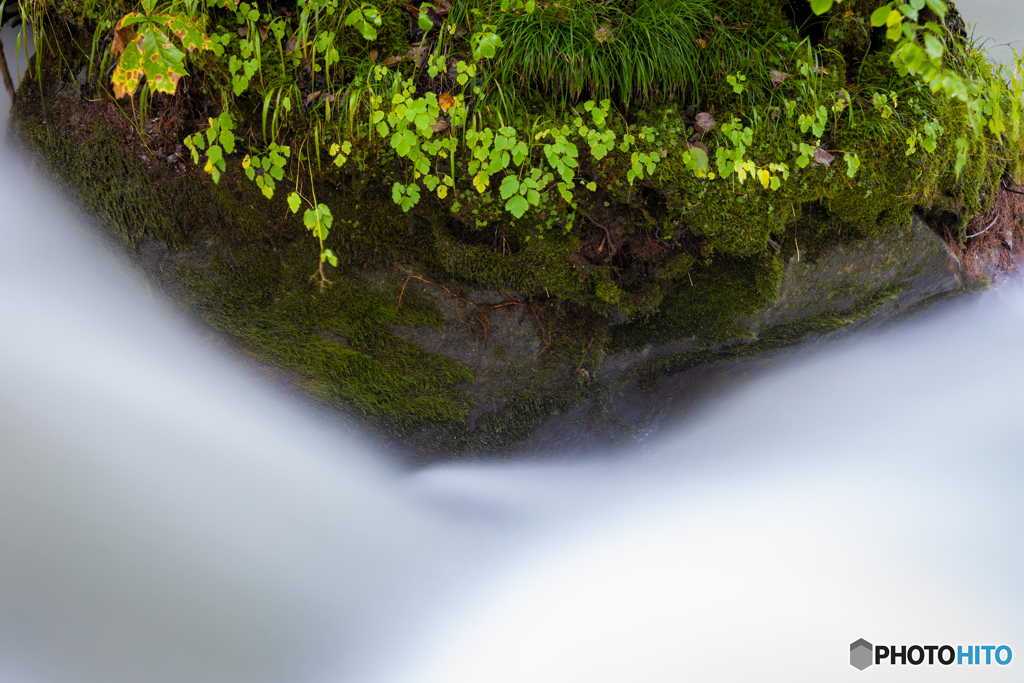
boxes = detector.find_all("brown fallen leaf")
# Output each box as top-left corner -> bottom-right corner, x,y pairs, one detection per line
369,49 -> 378,62
402,2 -> 419,17
694,112 -> 717,134
769,70 -> 789,86
405,44 -> 428,69
382,55 -> 404,67
595,26 -> 613,43
439,91 -> 456,113
306,90 -> 322,105
813,147 -> 835,166
687,140 -> 709,154
237,25 -> 248,37
257,24 -> 268,41
284,37 -> 297,54
432,116 -> 450,133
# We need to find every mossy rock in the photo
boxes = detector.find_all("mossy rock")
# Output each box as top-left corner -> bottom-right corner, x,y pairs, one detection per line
8,17 -> 1014,460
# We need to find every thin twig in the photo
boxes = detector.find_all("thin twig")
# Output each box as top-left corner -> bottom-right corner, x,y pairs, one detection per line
397,274 -> 462,311
1003,175 -> 1024,195
966,212 -> 1001,240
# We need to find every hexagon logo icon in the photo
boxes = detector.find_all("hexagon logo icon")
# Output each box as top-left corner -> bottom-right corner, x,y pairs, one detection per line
850,639 -> 873,670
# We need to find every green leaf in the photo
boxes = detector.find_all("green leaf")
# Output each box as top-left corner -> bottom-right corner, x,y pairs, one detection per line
111,19 -> 201,98
505,194 -> 529,218
886,20 -> 903,41
287,192 -> 301,213
924,0 -> 947,18
161,14 -> 215,53
809,0 -> 832,15
322,249 -> 338,267
688,147 -> 709,172
471,32 -> 503,61
218,129 -> 235,155
898,3 -> 918,20
845,152 -> 860,178
400,184 -> 421,212
317,204 -> 333,231
923,33 -> 944,62
206,144 -> 223,166
499,175 -> 520,199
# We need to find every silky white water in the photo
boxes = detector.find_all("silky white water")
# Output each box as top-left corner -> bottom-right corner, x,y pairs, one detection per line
1,4 -> 1023,682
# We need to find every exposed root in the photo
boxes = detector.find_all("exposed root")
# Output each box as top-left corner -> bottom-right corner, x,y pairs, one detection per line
945,175 -> 1024,283
585,214 -> 617,255
396,273 -> 527,345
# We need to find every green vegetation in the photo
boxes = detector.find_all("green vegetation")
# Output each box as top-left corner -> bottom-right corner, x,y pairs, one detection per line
6,0 -> 1024,452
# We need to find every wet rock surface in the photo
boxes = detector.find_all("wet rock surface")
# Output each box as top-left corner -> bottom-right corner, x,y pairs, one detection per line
11,53 -> 1019,461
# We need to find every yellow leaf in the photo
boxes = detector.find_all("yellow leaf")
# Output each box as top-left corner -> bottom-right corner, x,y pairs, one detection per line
758,169 -> 770,189
437,185 -> 448,199
472,173 -> 490,193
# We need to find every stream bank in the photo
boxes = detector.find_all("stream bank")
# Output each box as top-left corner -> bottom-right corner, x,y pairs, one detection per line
9,2 -> 1024,459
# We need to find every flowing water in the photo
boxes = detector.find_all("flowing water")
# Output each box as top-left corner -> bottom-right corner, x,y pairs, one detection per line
2,4 -> 1023,682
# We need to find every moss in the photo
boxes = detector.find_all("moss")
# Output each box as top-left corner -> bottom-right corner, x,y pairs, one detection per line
432,226 -> 588,299
178,245 -> 475,436
629,281 -> 902,391
11,99 -> 203,248
609,254 -> 783,351
594,273 -> 624,305
428,383 -> 595,457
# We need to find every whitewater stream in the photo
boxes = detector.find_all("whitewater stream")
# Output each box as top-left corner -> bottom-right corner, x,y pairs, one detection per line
2,3 -> 1023,681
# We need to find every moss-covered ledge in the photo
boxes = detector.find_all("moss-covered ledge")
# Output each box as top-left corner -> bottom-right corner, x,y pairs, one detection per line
9,3 -> 1024,459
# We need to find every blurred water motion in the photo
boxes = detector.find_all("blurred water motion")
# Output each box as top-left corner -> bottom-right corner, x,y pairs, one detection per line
3,3 -> 1024,681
